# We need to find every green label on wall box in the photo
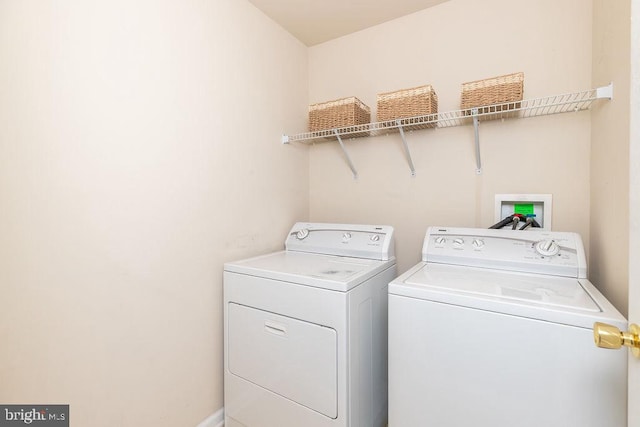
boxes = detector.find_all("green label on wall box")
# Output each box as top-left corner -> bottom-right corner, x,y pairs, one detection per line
514,203 -> 535,216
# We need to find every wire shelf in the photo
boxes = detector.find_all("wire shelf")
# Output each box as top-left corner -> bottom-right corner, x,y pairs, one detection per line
282,84 -> 612,144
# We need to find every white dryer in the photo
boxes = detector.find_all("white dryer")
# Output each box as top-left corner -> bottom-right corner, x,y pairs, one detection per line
224,223 -> 396,427
388,226 -> 627,427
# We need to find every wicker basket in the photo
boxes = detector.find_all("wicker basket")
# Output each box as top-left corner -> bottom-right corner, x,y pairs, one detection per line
461,72 -> 524,116
377,85 -> 438,129
308,97 -> 371,133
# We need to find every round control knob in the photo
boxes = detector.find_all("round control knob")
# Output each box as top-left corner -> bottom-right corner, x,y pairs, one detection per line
295,229 -> 309,240
453,238 -> 465,247
535,239 -> 560,257
434,236 -> 446,245
472,239 -> 485,248
342,232 -> 352,241
370,234 -> 380,242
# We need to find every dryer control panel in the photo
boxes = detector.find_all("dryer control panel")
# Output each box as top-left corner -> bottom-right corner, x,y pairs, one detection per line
423,227 -> 587,278
286,222 -> 395,261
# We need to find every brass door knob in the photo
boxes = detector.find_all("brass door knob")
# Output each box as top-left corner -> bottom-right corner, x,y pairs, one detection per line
593,322 -> 640,358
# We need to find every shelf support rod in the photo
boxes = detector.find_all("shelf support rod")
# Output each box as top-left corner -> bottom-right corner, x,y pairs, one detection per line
472,108 -> 482,174
396,120 -> 416,176
334,130 -> 358,179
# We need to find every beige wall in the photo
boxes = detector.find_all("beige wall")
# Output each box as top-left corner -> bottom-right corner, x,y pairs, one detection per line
590,0 -> 630,316
308,0 -> 594,274
0,0 -> 308,425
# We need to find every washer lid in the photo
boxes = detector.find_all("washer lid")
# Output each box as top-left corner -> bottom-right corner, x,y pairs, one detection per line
224,250 -> 395,292
389,263 -> 626,329
406,263 -> 599,311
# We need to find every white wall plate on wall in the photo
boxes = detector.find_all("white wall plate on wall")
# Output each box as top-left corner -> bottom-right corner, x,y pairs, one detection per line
494,194 -> 552,230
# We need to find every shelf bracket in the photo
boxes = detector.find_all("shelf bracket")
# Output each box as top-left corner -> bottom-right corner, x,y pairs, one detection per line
396,120 -> 417,176
472,108 -> 482,174
334,130 -> 358,179
596,82 -> 614,100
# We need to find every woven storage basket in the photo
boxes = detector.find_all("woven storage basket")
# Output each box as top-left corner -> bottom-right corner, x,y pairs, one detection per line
377,85 -> 438,129
461,72 -> 524,116
308,97 -> 371,133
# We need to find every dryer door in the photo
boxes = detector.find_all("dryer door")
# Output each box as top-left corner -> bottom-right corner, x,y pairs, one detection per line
228,303 -> 338,418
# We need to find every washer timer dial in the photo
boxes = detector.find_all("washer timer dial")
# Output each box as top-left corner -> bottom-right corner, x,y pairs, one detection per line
535,239 -> 560,257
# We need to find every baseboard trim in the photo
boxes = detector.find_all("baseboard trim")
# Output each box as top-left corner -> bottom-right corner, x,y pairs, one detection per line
197,408 -> 224,427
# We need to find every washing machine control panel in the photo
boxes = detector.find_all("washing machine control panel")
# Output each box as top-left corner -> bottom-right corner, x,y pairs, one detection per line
423,227 -> 587,278
286,222 -> 395,261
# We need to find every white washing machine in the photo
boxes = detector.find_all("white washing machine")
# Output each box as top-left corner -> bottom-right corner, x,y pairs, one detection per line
224,223 -> 396,427
388,226 -> 627,427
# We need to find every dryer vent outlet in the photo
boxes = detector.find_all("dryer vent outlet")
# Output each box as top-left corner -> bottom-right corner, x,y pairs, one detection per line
494,194 -> 552,230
